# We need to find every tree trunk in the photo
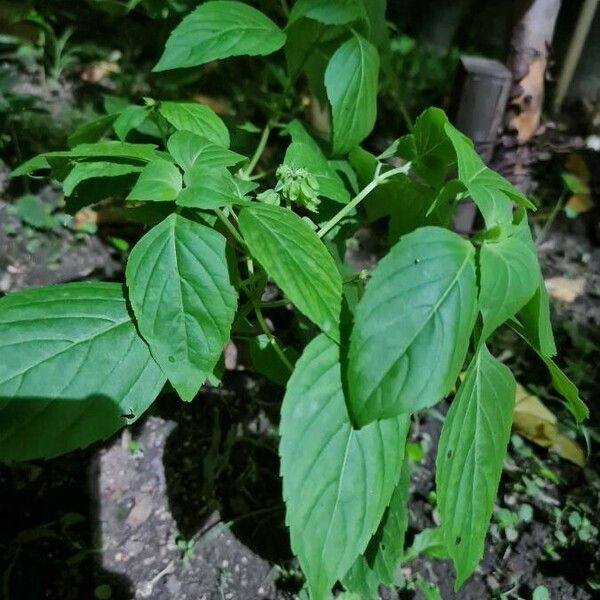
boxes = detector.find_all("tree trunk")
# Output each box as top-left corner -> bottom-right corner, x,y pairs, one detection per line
506,0 -> 562,143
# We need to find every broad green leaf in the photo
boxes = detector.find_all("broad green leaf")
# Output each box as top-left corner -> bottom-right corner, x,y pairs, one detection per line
12,142 -> 160,177
280,334 -> 410,600
159,101 -> 230,147
63,162 -> 143,196
0,282 -> 165,461
348,227 -> 477,426
408,108 -> 456,186
444,122 -> 535,228
436,344 -> 515,589
127,158 -> 182,201
344,455 -> 411,596
325,33 -> 379,155
238,204 -> 342,336
284,141 -> 350,204
288,0 -> 366,26
248,334 -> 297,386
154,1 -> 286,72
126,214 -> 237,402
478,235 -> 540,340
178,167 -> 255,209
347,146 -> 450,238
167,131 -> 245,172
113,105 -> 150,141
67,114 -> 116,147
285,18 -> 326,81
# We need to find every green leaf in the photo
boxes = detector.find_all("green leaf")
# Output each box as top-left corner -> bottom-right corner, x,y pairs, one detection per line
57,141 -> 161,162
126,214 -> 237,402
544,356 -> 588,422
127,158 -> 182,202
167,131 -> 245,172
0,282 -> 166,461
402,528 -> 447,563
348,227 -> 477,426
63,162 -> 143,197
436,344 -> 515,590
408,108 -> 456,186
509,321 -> 587,423
478,235 -> 540,340
284,141 -> 350,204
344,455 -> 411,595
67,114 -> 116,147
12,142 -> 161,177
113,105 -> 150,141
178,167 -> 255,209
154,0 -> 286,72
518,279 -> 557,357
248,334 -> 297,386
325,33 -> 379,155
288,0 -> 366,26
238,204 -> 342,337
159,102 -> 230,147
280,334 -> 410,600
444,122 -> 535,228
511,212 -> 556,357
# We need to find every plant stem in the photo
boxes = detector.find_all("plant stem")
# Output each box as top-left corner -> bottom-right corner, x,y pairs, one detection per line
214,208 -> 246,248
317,163 -> 412,238
536,190 -> 566,246
254,305 -> 293,372
242,121 -> 272,178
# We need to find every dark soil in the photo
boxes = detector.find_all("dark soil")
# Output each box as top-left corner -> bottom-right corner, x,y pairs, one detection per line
1,144 -> 599,599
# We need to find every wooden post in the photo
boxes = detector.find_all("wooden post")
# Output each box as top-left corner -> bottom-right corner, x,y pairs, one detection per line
449,56 -> 512,233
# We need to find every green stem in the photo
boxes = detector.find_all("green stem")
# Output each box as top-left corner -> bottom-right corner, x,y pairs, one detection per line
536,190 -> 566,246
317,163 -> 412,238
254,305 -> 293,372
242,121 -> 272,178
214,208 -> 246,248
260,299 -> 290,308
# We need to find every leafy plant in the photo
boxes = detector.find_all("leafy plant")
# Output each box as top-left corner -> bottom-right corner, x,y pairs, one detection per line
2,1 -> 588,598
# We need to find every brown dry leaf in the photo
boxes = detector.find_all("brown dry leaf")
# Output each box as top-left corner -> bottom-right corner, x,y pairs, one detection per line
513,383 -> 585,466
565,193 -> 594,217
544,276 -> 585,303
81,61 -> 120,83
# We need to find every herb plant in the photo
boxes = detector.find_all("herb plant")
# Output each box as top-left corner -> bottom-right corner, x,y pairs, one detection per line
1,1 -> 588,598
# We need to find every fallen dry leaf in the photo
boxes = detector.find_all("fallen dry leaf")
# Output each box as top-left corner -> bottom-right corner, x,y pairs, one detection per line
513,383 -> 585,466
565,193 -> 594,217
544,276 -> 585,303
81,61 -> 120,83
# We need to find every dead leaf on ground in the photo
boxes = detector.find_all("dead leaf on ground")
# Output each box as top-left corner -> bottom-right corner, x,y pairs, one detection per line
513,383 -> 585,466
81,61 -> 120,83
545,276 -> 585,303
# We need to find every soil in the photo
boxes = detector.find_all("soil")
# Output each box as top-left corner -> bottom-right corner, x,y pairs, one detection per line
1,164 -> 599,600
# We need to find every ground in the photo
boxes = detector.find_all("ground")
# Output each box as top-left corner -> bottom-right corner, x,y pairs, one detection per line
1,183 -> 599,599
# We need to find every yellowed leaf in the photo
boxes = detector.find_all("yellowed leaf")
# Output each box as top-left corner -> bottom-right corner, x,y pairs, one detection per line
513,383 -> 585,466
544,276 -> 585,303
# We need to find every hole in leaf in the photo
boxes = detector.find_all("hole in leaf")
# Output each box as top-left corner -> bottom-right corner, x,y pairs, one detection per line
447,449 -> 453,459
455,536 -> 462,545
